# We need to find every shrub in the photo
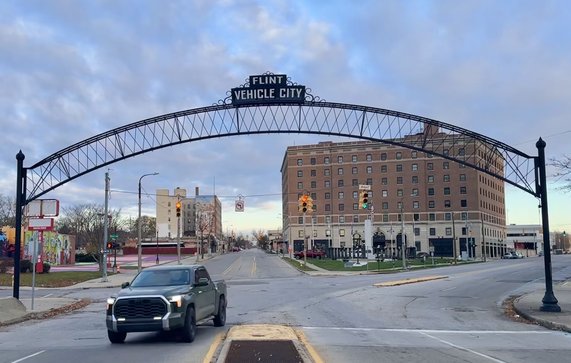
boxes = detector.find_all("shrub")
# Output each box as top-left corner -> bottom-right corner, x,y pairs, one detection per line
20,259 -> 32,273
0,257 -> 14,273
42,262 -> 51,273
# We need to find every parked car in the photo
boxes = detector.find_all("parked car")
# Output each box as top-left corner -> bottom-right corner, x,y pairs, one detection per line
501,252 -> 524,259
294,249 -> 326,259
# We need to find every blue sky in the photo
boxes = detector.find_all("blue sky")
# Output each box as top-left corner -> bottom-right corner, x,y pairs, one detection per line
1,0 -> 570,236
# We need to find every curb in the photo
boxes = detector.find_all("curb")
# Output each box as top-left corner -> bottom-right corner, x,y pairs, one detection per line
373,275 -> 448,287
512,295 -> 571,334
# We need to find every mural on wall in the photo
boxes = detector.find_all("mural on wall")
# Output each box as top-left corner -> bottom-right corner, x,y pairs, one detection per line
23,231 -> 75,265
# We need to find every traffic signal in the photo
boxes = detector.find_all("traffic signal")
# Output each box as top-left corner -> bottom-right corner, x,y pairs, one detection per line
298,195 -> 309,213
306,195 -> 314,213
176,201 -> 181,217
359,191 -> 369,209
106,242 -> 113,250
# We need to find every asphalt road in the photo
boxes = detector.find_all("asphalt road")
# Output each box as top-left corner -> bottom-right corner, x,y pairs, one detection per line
1,250 -> 571,363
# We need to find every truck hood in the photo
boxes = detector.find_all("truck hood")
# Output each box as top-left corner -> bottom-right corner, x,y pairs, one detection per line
115,285 -> 191,298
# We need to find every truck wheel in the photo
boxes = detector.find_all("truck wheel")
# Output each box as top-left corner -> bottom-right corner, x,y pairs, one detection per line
108,330 -> 127,344
213,296 -> 226,327
180,306 -> 196,343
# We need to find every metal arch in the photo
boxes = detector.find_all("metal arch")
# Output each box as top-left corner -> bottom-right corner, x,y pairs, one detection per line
24,101 -> 537,203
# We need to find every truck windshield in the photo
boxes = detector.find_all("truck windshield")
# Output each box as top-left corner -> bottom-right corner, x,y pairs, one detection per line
130,269 -> 192,287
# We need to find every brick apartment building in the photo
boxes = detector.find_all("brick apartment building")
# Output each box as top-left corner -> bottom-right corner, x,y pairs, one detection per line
280,129 -> 508,259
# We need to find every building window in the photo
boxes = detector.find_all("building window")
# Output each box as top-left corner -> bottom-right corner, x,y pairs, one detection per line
338,168 -> 344,175
428,175 -> 434,183
397,176 -> 403,184
381,165 -> 387,173
460,186 -> 467,194
396,152 -> 402,160
383,214 -> 389,222
339,229 -> 345,237
461,212 -> 467,220
381,153 -> 387,161
325,192 -> 331,199
310,157 -> 316,165
411,151 -> 417,159
338,192 -> 344,199
461,199 -> 467,207
338,156 -> 343,163
366,178 -> 372,185
429,213 -> 435,221
311,170 -> 316,177
446,227 -> 452,236
352,167 -> 358,174
353,203 -> 359,210
297,159 -> 303,166
445,212 -> 451,220
428,188 -> 435,196
428,201 -> 435,208
311,192 -> 317,200
324,180 -> 331,188
324,157 -> 330,164
324,169 -> 330,176
298,230 -> 304,238
298,217 -> 303,224
413,201 -> 420,209
339,204 -> 345,211
297,182 -> 303,189
366,154 -> 372,161
412,163 -> 418,171
397,214 -> 402,222
397,189 -> 403,197
444,200 -> 451,208
297,170 -> 303,177
326,229 -> 331,237
444,187 -> 450,195
352,155 -> 358,162
382,202 -> 389,210
382,177 -> 388,185
311,181 -> 316,189
460,174 -> 466,181
412,176 -> 418,184
366,166 -> 372,174
352,179 -> 358,186
427,162 -> 433,170
429,228 -> 436,236
353,215 -> 359,223
443,161 -> 449,169
352,191 -> 358,199
458,148 -> 465,156
382,190 -> 388,197
313,230 -> 318,237
325,204 -> 331,212
414,227 -> 420,236
397,201 -> 403,210
339,216 -> 345,223
338,179 -> 344,187
396,164 -> 403,172
443,175 -> 450,182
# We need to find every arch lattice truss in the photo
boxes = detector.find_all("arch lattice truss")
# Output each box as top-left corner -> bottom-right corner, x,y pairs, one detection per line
25,100 -> 537,203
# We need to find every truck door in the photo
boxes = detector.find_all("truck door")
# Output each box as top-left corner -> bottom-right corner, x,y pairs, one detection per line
195,268 -> 216,319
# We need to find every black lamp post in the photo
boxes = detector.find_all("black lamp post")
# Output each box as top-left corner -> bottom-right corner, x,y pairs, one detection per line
353,232 -> 362,264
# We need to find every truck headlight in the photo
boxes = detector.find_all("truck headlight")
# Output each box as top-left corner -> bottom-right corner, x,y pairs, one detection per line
169,295 -> 183,308
107,297 -> 115,309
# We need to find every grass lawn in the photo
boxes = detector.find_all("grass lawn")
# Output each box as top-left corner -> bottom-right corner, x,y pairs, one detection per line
0,271 -> 105,288
309,257 -> 466,272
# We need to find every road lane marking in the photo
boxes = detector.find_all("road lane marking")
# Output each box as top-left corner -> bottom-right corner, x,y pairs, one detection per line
302,326 -> 554,334
202,332 -> 224,363
250,257 -> 256,277
419,331 -> 507,363
223,257 -> 242,275
11,350 -> 46,363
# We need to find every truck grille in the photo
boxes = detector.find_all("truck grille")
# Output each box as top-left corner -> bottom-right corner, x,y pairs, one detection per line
115,297 -> 167,319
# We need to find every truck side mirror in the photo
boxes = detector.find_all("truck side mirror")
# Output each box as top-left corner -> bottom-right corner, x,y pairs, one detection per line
121,282 -> 130,289
197,277 -> 209,286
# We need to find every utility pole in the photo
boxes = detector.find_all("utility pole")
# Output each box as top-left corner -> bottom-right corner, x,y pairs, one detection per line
102,171 -> 110,282
452,212 -> 457,264
400,205 -> 406,270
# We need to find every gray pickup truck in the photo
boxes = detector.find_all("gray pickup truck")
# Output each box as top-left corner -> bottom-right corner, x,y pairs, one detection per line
106,264 -> 227,343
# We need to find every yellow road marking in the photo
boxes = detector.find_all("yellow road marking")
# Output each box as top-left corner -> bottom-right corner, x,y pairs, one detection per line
294,327 -> 325,363
202,331 -> 224,363
374,275 -> 448,287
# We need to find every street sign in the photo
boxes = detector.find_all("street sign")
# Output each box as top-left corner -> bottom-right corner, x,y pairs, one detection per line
110,234 -> 118,240
235,200 -> 244,212
358,184 -> 371,190
28,218 -> 54,231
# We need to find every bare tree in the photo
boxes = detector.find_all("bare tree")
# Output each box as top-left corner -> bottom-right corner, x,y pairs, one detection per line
252,229 -> 269,250
550,156 -> 571,192
0,194 -> 15,227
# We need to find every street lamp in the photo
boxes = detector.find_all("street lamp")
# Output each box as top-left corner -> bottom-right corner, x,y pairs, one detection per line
353,232 -> 362,264
138,172 -> 159,273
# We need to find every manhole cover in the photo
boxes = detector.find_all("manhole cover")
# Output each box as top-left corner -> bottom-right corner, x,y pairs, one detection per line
224,340 -> 303,363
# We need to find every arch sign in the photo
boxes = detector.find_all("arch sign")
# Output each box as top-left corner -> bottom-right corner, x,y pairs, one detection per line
12,72 -> 560,312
